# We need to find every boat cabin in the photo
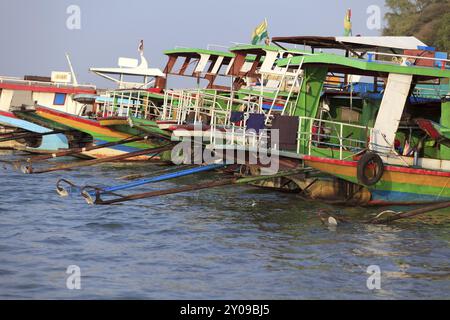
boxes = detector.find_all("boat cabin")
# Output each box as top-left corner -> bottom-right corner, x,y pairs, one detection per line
271,38 -> 450,170
0,74 -> 96,116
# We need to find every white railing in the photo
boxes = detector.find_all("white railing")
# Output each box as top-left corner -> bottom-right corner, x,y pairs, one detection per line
209,122 -> 271,150
298,116 -> 373,160
101,90 -> 163,119
264,56 -> 304,124
413,85 -> 449,98
161,89 -> 262,126
212,115 -> 360,157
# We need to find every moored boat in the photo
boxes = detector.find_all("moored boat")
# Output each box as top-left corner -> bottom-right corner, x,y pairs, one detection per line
175,36 -> 450,205
12,47 -> 170,160
0,72 -> 96,153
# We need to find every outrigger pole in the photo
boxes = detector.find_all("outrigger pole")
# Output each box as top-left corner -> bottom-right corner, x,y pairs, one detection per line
118,164 -> 198,181
94,179 -> 235,205
79,163 -> 227,204
26,135 -> 152,163
0,130 -> 65,143
79,168 -> 308,205
23,143 -> 175,174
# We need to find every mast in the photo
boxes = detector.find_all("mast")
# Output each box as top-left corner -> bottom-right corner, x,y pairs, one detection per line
65,53 -> 79,86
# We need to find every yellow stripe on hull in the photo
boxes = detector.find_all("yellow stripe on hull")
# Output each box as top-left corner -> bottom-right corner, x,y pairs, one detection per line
305,160 -> 450,189
36,111 -> 130,140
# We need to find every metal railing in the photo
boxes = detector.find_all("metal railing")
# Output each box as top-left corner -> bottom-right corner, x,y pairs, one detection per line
161,89 -> 262,126
298,117 -> 373,160
413,85 -> 450,99
208,122 -> 271,150
101,90 -> 163,119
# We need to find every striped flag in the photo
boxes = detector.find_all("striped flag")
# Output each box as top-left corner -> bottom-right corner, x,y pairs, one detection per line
344,9 -> 352,36
403,139 -> 412,156
251,19 -> 269,45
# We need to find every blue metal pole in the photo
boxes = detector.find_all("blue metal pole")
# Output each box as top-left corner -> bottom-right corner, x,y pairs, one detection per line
96,163 -> 226,195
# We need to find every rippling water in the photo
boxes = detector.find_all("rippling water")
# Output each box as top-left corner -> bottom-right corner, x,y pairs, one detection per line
0,150 -> 449,299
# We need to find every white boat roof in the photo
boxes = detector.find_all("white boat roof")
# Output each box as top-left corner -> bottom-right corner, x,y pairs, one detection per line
272,36 -> 428,51
334,36 -> 428,50
89,67 -> 165,78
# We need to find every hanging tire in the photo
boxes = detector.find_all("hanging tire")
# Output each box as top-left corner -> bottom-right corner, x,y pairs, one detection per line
357,152 -> 384,186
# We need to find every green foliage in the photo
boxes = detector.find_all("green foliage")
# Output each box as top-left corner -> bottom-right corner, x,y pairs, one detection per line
383,0 -> 450,52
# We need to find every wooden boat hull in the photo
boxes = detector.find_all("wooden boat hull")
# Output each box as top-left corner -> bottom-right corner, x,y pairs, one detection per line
0,111 -> 69,152
303,155 -> 450,205
14,107 -> 166,160
97,117 -> 130,126
130,117 -> 172,138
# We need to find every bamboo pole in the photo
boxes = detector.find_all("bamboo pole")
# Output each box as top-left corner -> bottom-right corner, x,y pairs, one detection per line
235,168 -> 311,184
94,179 -> 236,205
0,130 -> 64,143
131,124 -> 172,141
24,143 -> 175,174
92,168 -> 310,205
27,136 -> 150,163
117,164 -> 197,181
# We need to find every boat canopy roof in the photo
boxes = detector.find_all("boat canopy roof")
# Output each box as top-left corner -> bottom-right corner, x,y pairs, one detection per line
164,48 -> 234,60
272,36 -> 427,52
229,44 -> 310,56
277,53 -> 450,80
163,48 -> 237,89
89,67 -> 165,78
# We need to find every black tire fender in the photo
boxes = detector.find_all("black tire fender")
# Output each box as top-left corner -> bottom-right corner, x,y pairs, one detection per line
357,152 -> 384,186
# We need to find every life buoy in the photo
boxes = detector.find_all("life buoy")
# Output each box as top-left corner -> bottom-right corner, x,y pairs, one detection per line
357,152 -> 384,186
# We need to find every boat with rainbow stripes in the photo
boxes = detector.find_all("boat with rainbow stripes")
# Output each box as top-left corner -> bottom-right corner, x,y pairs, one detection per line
0,72 -> 96,153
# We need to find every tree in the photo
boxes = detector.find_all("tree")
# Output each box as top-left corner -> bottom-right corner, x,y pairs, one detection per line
383,0 -> 450,53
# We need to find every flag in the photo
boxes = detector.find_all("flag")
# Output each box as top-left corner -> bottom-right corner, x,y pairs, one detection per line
138,40 -> 144,54
403,139 -> 412,156
344,9 -> 352,36
251,19 -> 269,45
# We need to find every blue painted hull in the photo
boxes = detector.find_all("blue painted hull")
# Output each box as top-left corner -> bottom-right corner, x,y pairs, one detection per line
370,189 -> 450,204
0,114 -> 69,152
94,139 -> 141,153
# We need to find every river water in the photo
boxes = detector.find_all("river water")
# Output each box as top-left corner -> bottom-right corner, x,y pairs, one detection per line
0,150 -> 449,299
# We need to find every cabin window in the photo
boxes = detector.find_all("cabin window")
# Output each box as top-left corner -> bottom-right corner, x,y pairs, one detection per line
53,93 -> 66,105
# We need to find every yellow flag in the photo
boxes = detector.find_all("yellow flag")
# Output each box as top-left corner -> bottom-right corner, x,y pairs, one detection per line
344,9 -> 352,36
252,19 -> 268,45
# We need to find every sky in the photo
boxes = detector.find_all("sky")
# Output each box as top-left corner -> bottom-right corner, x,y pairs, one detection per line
0,0 -> 387,88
